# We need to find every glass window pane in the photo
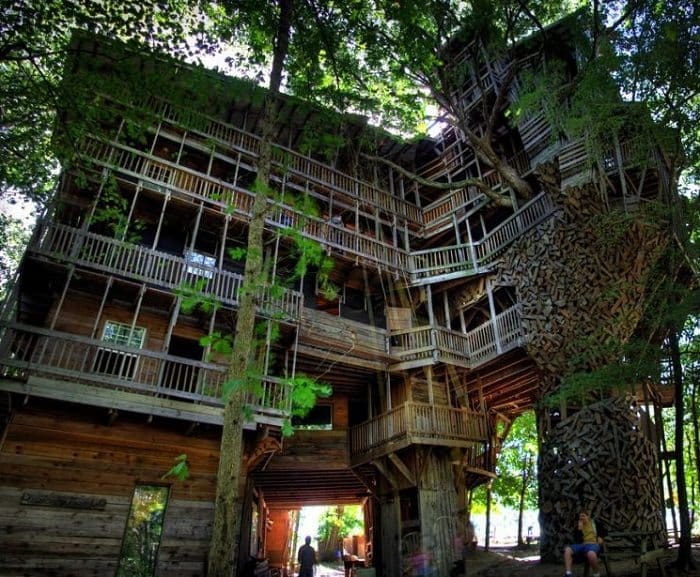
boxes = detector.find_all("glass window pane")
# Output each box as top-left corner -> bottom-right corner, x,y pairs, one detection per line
102,321 -> 146,348
116,485 -> 170,577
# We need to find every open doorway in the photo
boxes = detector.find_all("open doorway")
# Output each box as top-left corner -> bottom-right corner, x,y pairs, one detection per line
266,505 -> 369,577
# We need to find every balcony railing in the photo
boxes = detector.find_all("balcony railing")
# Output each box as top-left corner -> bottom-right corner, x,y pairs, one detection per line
349,401 -> 489,461
149,98 -> 423,224
389,304 -> 525,370
0,323 -> 291,424
409,192 -> 555,284
77,136 -> 555,287
31,222 -> 302,321
77,137 -> 412,276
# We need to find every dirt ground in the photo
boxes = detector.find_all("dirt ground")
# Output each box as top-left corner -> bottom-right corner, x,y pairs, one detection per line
465,544 -> 697,577
314,545 -> 698,577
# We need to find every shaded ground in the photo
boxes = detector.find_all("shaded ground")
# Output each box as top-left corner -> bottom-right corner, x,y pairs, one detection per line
465,544 -> 696,577
312,545 -> 699,577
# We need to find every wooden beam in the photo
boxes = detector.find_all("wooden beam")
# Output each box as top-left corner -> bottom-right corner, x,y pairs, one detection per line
388,453 -> 416,486
372,458 -> 397,489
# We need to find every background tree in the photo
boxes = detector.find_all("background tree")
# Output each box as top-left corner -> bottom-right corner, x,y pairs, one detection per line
317,505 -> 363,561
491,412 -> 539,547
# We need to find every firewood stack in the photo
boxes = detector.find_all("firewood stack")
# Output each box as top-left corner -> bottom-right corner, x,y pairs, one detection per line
537,396 -> 665,562
496,182 -> 668,383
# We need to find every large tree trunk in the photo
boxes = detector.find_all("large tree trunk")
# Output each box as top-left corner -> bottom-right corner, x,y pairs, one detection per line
207,2 -> 292,575
669,329 -> 696,570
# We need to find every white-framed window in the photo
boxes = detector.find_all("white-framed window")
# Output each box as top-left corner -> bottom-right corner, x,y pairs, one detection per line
94,321 -> 146,380
185,250 -> 216,279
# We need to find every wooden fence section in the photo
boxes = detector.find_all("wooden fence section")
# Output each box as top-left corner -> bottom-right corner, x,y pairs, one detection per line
388,304 -> 525,370
410,192 -> 556,284
32,222 -> 302,321
149,98 -> 423,224
348,401 -> 489,463
0,323 -> 291,425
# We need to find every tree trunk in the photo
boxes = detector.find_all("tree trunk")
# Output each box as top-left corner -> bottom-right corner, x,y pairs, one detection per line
669,329 -> 696,570
207,2 -> 292,575
457,120 -> 534,200
485,482 -> 492,552
517,454 -> 531,547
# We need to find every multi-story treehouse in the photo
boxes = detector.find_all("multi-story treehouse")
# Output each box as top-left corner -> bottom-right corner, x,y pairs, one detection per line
0,14 -> 679,577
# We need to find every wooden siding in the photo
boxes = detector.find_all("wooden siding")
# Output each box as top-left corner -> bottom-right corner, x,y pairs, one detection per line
0,404 -> 219,576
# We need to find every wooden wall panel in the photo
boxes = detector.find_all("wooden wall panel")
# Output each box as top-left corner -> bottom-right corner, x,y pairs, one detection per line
264,430 -> 349,471
0,404 -> 219,576
266,509 -> 292,567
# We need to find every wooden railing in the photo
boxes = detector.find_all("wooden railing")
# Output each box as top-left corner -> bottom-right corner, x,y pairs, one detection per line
32,222 -> 302,320
410,192 -> 555,284
0,323 -> 292,421
77,137 -> 412,276
421,185 -> 488,232
149,98 -> 423,224
349,401 -> 489,458
78,136 -> 256,216
77,132 -> 556,287
517,111 -> 553,160
389,304 -> 524,370
474,191 -> 555,262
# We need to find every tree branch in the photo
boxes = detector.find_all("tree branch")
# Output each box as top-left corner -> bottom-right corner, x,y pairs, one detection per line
361,153 -> 513,207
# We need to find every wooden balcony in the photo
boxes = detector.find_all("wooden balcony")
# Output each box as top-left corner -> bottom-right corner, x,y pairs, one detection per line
30,222 -> 302,321
349,401 -> 489,465
0,323 -> 291,427
77,137 -> 412,276
389,304 -> 525,371
148,98 -> 423,224
74,131 -> 559,296
409,192 -> 555,285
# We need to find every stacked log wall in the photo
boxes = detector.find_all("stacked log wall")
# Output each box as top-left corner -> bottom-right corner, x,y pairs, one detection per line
0,403 -> 219,576
538,396 -> 665,562
497,181 -> 668,384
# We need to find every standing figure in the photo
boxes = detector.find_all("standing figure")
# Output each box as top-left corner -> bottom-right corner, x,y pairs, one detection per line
297,535 -> 317,577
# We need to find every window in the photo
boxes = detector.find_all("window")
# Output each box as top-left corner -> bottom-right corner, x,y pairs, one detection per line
94,321 -> 146,380
292,404 -> 333,430
116,485 -> 169,577
185,249 -> 216,279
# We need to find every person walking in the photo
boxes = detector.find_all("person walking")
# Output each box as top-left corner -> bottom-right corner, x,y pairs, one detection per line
297,535 -> 317,577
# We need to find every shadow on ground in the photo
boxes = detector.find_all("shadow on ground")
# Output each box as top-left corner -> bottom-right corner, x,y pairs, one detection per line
310,545 -> 699,577
465,544 -> 698,577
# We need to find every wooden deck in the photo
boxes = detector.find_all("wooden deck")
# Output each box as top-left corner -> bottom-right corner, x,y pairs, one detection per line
32,222 -> 302,321
348,401 -> 489,465
389,304 -> 525,371
0,322 -> 290,427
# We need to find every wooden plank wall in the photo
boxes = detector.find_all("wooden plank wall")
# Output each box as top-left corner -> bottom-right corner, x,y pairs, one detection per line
0,402 -> 220,576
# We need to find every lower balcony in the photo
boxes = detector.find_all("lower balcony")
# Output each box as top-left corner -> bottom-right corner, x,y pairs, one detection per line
0,323 -> 291,427
388,304 -> 525,371
349,401 -> 489,466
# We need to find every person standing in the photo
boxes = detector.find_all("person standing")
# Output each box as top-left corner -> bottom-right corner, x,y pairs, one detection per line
297,535 -> 316,577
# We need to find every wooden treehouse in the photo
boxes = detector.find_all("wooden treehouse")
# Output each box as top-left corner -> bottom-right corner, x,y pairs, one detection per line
0,15 -> 678,577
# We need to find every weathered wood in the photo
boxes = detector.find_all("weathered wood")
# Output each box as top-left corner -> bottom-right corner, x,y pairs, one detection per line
0,404 -> 218,576
539,397 -> 666,562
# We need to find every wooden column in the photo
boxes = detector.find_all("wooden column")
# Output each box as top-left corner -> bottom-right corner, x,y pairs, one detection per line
486,279 -> 502,354
151,191 -> 170,249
